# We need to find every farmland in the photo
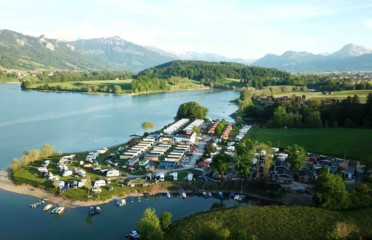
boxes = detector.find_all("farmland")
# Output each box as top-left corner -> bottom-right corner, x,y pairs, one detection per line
246,128 -> 372,162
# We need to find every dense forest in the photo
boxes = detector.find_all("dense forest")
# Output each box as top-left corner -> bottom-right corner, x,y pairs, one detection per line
136,60 -> 290,87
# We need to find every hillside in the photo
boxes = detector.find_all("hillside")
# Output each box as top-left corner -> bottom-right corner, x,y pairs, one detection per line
253,44 -> 372,72
166,206 -> 372,240
0,29 -> 97,70
69,37 -> 174,72
137,60 -> 290,82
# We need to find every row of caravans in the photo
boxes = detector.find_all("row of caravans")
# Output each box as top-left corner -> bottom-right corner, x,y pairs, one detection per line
235,125 -> 251,142
120,137 -> 156,160
145,144 -> 172,161
163,144 -> 189,163
163,118 -> 189,135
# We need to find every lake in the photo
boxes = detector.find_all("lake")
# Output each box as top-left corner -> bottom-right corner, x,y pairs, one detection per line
0,84 -> 239,169
0,84 -> 242,239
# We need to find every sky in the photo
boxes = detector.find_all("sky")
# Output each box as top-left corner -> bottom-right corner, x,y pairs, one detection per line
1,0 -> 372,59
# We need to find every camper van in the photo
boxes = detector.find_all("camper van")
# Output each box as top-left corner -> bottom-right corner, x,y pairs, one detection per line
155,173 -> 165,181
93,180 -> 106,188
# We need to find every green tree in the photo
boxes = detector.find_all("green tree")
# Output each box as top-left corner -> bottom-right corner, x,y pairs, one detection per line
10,158 -> 22,172
192,126 -> 201,136
287,144 -> 307,174
176,101 -> 208,120
160,210 -> 172,231
303,110 -> 322,128
40,144 -> 55,158
235,139 -> 259,178
210,152 -> 232,180
313,169 -> 350,210
137,208 -> 164,240
141,121 -> 155,132
113,85 -> 122,94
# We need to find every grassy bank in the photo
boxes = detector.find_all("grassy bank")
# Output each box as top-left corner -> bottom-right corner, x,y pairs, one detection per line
246,128 -> 372,162
166,206 -> 372,240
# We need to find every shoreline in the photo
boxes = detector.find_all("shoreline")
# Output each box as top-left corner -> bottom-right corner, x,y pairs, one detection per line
0,169 -> 171,208
0,169 -> 312,208
23,86 -> 212,96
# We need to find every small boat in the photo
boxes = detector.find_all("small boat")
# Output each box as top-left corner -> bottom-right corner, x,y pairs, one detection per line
137,196 -> 141,203
43,204 -> 54,211
229,191 -> 236,199
202,192 -> 208,198
218,192 -> 224,199
50,206 -> 59,214
56,207 -> 65,215
126,230 -> 140,239
207,192 -> 212,198
234,195 -> 245,202
181,192 -> 187,199
115,199 -> 126,207
166,192 -> 171,198
29,200 -> 45,208
89,206 -> 101,215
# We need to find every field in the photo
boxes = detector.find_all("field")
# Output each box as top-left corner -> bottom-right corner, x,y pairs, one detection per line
217,78 -> 246,88
29,79 -> 133,93
246,128 -> 372,162
166,206 -> 372,240
273,90 -> 372,102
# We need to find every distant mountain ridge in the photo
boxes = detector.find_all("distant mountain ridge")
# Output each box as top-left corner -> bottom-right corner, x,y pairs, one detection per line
253,44 -> 372,72
0,29 -> 253,72
1,29 -> 372,72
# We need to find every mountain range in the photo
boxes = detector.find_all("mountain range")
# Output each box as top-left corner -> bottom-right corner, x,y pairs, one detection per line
252,44 -> 372,72
1,29 -> 372,72
0,29 -> 251,72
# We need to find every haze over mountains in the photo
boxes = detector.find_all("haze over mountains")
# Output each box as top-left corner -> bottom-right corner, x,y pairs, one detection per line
1,29 -> 372,72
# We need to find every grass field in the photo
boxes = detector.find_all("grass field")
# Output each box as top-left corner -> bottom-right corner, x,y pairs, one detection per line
273,90 -> 372,102
246,128 -> 372,162
166,206 -> 372,240
218,78 -> 246,88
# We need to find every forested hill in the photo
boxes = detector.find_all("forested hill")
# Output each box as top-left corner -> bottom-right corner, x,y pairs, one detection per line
136,60 -> 290,82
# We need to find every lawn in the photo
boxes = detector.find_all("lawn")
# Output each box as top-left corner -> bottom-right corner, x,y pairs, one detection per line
246,128 -> 372,162
217,78 -> 246,88
166,206 -> 372,240
273,90 -> 372,102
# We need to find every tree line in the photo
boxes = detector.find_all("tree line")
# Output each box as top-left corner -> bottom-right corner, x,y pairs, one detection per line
11,144 -> 55,171
240,91 -> 372,128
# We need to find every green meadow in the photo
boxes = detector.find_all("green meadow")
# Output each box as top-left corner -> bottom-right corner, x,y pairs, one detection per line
246,128 -> 372,162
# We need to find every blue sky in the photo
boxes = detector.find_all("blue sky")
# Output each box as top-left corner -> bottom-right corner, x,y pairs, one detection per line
1,0 -> 372,59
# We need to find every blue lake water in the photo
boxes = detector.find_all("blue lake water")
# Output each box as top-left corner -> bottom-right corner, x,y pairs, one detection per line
0,84 -> 242,239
